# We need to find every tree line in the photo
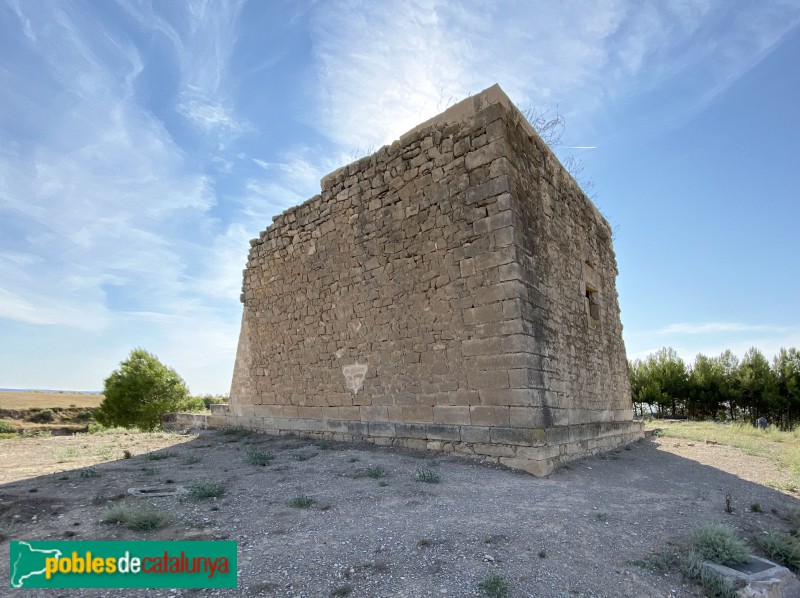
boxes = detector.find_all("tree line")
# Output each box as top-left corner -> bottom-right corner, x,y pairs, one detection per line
629,346 -> 800,428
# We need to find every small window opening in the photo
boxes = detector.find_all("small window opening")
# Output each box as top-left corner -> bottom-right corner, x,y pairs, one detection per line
585,284 -> 600,321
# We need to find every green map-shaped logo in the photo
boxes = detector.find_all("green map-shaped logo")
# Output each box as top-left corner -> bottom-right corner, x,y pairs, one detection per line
10,541 -> 63,588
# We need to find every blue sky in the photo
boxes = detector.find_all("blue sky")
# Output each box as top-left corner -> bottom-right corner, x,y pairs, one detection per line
1,1 -> 798,394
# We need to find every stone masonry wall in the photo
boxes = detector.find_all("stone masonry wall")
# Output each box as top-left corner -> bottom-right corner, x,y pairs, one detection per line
218,85 -> 642,475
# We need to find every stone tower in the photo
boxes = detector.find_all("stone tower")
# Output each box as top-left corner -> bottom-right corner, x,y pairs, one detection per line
216,84 -> 642,475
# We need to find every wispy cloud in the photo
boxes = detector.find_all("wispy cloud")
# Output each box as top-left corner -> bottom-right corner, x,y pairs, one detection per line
0,0 -> 250,391
308,1 -> 799,148
117,0 -> 247,137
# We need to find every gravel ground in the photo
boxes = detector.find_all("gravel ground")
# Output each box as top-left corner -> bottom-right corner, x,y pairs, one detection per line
1,429 -> 799,597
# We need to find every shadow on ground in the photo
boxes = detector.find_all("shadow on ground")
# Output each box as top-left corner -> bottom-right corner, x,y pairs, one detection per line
0,431 -> 798,597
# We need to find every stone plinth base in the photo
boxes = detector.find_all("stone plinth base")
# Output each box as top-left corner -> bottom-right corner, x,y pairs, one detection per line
190,405 -> 643,476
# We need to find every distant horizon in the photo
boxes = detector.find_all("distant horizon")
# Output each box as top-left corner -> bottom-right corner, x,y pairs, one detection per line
0,388 -> 102,395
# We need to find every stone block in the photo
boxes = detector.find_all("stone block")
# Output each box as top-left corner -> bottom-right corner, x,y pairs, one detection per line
479,389 -> 539,407
433,406 -> 471,425
462,303 -> 504,326
469,406 -> 510,427
490,426 -> 547,446
368,422 -> 396,437
404,438 -> 429,451
360,406 -> 389,421
467,369 -> 510,390
401,406 -> 434,423
472,443 -> 516,458
460,426 -> 491,443
509,406 -> 549,427
297,407 -> 322,420
395,423 -> 429,439
346,421 -> 369,436
498,457 -> 553,477
425,424 -> 461,441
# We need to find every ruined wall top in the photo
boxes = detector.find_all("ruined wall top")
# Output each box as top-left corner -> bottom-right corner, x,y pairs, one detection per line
260,84 -> 609,239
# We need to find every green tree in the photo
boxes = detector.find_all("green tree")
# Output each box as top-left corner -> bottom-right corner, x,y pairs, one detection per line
717,350 -> 742,420
95,348 -> 191,431
652,347 -> 689,417
629,347 -> 688,417
773,347 -> 800,427
630,359 -> 665,416
738,347 -> 778,422
688,354 -> 724,419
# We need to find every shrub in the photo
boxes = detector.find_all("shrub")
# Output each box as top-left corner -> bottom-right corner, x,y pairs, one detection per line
478,572 -> 509,598
145,451 -> 178,461
287,495 -> 314,509
367,467 -> 386,479
94,348 -> 190,431
28,409 -> 55,423
0,419 -> 16,433
176,396 -> 206,412
187,483 -> 225,500
682,552 -> 738,598
757,532 -> 800,571
788,507 -> 800,532
75,409 -> 94,422
104,503 -> 170,531
85,422 -> 127,435
197,394 -> 228,409
691,524 -> 750,566
415,469 -> 440,483
246,450 -> 274,466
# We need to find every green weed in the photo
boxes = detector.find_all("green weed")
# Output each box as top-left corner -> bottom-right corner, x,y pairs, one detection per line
692,524 -> 750,566
756,532 -> 800,571
287,495 -> 315,509
145,451 -> 178,461
367,467 -> 386,479
682,552 -> 737,598
54,447 -> 80,460
246,450 -> 274,466
104,503 -> 170,531
415,469 -> 440,484
187,483 -> 225,500
478,571 -> 509,598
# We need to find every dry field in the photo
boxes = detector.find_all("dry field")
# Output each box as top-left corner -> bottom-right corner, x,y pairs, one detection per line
0,391 -> 103,410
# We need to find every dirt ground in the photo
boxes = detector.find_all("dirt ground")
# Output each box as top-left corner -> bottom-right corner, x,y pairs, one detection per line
1,429 -> 798,597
